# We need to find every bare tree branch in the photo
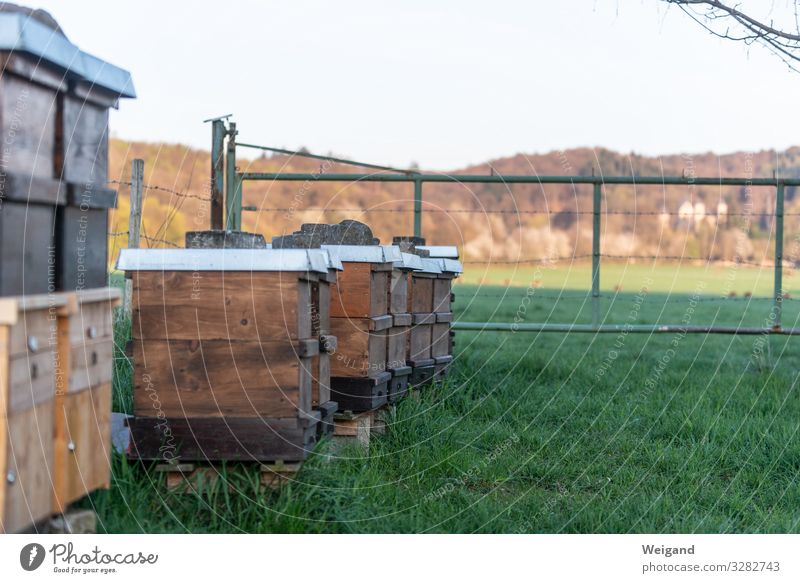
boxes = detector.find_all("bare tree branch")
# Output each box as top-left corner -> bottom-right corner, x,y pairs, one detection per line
664,0 -> 800,71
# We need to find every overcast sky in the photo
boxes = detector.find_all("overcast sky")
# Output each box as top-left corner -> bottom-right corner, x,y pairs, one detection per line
28,0 -> 800,169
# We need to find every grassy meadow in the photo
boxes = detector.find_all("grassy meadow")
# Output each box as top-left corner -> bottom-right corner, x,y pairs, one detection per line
85,263 -> 800,533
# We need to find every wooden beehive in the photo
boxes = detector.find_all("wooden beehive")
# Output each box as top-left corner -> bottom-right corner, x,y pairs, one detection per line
119,248 -> 340,462
420,247 -> 463,379
52,288 -> 119,513
386,252 -> 423,402
0,294 -> 66,532
0,9 -> 134,294
406,258 -> 442,387
324,245 -> 402,412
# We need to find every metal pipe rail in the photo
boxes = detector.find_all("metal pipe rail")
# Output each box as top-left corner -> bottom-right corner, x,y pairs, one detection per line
452,322 -> 800,335
225,131 -> 796,335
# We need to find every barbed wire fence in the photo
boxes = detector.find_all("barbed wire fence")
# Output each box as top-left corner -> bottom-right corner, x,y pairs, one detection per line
107,159 -> 800,316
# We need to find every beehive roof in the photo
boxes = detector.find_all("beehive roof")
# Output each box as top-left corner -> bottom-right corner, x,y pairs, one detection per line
0,10 -> 135,98
116,248 -> 341,273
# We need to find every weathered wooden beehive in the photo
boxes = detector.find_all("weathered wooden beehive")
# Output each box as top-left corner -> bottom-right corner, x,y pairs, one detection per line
52,288 -> 119,513
420,247 -> 463,379
406,257 -> 442,387
386,252 -> 423,402
0,8 -> 134,294
322,244 -> 403,412
119,248 -> 341,462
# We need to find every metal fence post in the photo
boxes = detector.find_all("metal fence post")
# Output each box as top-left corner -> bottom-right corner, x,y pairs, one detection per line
123,159 -> 144,321
592,180 -> 602,328
210,119 -> 226,230
413,177 -> 422,238
225,122 -> 240,231
774,181 -> 785,330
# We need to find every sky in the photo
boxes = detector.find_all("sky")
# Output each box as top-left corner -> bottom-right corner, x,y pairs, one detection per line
25,0 -> 800,169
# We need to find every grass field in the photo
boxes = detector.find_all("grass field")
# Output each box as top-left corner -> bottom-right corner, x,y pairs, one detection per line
86,264 -> 800,533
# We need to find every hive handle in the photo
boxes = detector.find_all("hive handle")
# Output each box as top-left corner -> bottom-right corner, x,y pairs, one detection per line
320,335 -> 337,354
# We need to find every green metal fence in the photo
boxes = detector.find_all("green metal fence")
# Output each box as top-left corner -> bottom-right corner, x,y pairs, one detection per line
209,120 -> 800,336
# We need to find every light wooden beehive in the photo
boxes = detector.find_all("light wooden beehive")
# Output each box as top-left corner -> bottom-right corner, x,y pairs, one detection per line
118,248 -> 341,462
406,258 -> 442,387
0,288 -> 118,532
52,288 -> 119,513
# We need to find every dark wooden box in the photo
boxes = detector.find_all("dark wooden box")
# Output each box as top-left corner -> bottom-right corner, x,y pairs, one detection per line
55,185 -> 117,291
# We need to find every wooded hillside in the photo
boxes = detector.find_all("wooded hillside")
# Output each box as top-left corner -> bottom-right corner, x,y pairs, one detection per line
108,140 -> 800,264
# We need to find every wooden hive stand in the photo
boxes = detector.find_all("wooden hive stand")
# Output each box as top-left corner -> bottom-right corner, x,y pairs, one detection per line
119,247 -> 340,465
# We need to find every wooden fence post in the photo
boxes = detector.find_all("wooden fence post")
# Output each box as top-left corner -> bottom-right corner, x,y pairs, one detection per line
123,159 -> 144,321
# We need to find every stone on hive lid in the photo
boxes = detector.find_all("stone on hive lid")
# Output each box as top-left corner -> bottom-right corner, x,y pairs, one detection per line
273,220 -> 380,248
185,230 -> 267,249
392,235 -> 430,257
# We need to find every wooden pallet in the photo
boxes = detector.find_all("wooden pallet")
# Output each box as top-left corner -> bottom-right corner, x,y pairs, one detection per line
155,460 -> 302,492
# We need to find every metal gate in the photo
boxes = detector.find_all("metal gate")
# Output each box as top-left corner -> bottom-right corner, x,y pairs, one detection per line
205,117 -> 800,336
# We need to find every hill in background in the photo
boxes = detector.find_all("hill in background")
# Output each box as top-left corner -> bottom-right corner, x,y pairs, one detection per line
108,140 -> 800,265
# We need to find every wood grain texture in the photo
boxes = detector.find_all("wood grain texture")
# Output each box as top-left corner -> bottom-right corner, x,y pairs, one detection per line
60,96 -> 109,185
433,278 -> 453,314
8,307 -> 54,358
70,337 -> 113,393
69,300 -> 114,345
431,323 -> 450,358
330,262 -> 371,318
0,75 -> 56,179
133,339 -> 303,418
133,271 -> 302,341
52,383 -> 111,512
128,416 -> 318,462
0,202 -> 55,296
8,350 -> 56,414
1,399 -> 53,533
409,324 -> 432,361
370,270 -> 389,315
410,276 -> 434,313
389,269 -> 408,314
387,327 -> 407,371
55,206 -> 109,291
330,319 -> 388,378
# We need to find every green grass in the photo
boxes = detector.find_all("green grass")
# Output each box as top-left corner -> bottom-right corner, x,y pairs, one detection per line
84,265 -> 800,533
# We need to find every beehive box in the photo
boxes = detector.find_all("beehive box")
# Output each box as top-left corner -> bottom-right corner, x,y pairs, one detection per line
52,288 -> 119,513
386,252 -> 423,402
0,294 -> 67,533
323,244 -> 402,412
406,258 -> 442,387
119,248 -> 340,462
0,9 -> 134,294
420,247 -> 463,379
